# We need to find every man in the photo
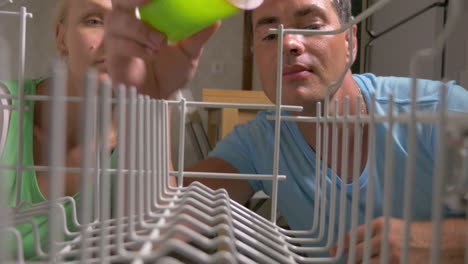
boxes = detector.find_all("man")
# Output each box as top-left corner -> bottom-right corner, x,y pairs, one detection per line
105,0 -> 467,262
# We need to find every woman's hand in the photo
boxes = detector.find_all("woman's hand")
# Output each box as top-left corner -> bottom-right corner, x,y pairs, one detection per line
105,0 -> 220,99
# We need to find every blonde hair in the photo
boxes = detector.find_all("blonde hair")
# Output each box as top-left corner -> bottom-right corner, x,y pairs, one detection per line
52,0 -> 69,57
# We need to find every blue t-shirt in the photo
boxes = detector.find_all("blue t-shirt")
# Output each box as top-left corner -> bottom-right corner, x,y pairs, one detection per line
209,74 -> 468,259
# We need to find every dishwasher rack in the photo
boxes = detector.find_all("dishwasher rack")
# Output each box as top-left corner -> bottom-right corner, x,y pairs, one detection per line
0,0 -> 467,263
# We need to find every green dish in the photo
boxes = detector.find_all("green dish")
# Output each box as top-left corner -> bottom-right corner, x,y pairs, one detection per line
139,0 -> 240,43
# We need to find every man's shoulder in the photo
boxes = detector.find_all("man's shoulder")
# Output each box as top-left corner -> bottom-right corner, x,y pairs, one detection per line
228,110 -> 298,142
354,73 -> 465,103
240,110 -> 275,127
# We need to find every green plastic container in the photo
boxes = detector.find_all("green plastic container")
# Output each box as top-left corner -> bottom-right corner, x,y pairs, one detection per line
138,0 -> 263,43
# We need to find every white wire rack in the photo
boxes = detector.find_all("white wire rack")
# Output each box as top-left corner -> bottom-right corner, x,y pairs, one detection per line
0,0 -> 467,263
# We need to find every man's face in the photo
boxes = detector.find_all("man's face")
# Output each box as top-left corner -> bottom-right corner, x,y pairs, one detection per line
252,0 -> 355,112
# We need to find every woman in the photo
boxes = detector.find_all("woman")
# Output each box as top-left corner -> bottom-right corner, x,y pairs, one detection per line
1,0 -> 117,259
0,0 -> 218,260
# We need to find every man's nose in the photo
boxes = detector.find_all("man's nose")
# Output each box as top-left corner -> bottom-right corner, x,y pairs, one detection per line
283,34 -> 305,56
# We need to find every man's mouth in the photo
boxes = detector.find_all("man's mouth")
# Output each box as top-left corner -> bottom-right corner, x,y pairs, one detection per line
95,59 -> 106,65
282,65 -> 313,81
94,59 -> 108,73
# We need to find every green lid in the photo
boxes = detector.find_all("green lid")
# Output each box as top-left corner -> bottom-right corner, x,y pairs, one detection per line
139,0 -> 263,43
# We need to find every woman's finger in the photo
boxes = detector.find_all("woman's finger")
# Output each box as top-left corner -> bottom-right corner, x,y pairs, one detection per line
106,8 -> 166,51
178,21 -> 221,59
106,35 -> 156,58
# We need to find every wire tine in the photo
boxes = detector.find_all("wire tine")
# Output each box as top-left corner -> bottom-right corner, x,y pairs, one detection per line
177,99 -> 187,188
334,96 -> 351,260
160,100 -> 171,201
47,61 -> 67,263
346,95 -> 364,264
150,100 -> 157,210
380,93 -> 395,264
98,78 -> 112,261
162,101 -> 170,200
159,100 -> 174,203
150,100 -> 156,207
160,100 -> 167,197
312,102 -> 322,234
0,160 -> 12,262
0,69 -> 13,259
0,201 -> 10,261
401,76 -> 419,264
115,84 -> 127,256
144,97 -> 152,215
158,100 -> 169,201
153,100 -> 163,207
167,101 -> 179,195
79,69 -> 98,263
8,229 -> 24,262
317,101 -> 330,243
430,82 -> 448,264
127,88 -> 137,241
140,97 -> 161,225
14,6 -> 29,208
325,100 -> 339,249
271,24 -> 285,224
136,95 -> 145,226
278,102 -> 320,238
362,93 -> 376,264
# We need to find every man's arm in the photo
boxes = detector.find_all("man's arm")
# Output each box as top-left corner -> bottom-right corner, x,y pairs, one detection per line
330,217 -> 467,263
183,157 -> 255,206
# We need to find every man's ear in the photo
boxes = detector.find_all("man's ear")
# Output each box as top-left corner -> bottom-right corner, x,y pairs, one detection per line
55,23 -> 68,56
345,24 -> 358,64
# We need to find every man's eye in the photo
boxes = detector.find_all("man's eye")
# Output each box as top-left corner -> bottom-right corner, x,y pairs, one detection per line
85,18 -> 103,26
305,24 -> 321,30
263,34 -> 277,41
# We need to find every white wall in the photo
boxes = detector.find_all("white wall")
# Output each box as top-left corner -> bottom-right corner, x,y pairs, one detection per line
0,0 -> 56,81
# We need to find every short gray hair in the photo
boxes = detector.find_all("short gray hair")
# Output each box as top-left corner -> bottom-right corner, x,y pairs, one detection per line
331,0 -> 352,25
245,0 -> 352,38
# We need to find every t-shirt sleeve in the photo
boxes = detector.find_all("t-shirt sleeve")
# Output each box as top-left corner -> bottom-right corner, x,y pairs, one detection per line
208,121 -> 263,192
447,82 -> 468,113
